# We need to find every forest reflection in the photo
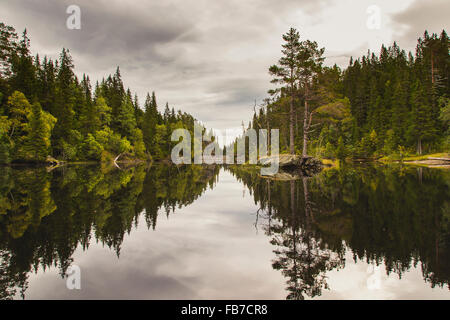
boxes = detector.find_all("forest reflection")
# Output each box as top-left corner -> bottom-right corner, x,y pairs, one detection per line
0,163 -> 449,300
228,165 -> 450,300
0,164 -> 220,299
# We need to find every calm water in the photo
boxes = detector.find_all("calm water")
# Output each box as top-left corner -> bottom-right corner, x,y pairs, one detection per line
0,163 -> 449,300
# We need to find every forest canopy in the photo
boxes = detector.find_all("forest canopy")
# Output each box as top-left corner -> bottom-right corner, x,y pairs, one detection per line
0,22 -> 197,163
247,28 -> 449,159
1,23 -> 449,163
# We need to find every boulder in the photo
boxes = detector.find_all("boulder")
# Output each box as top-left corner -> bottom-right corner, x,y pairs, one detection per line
260,154 -> 302,168
260,154 -> 323,170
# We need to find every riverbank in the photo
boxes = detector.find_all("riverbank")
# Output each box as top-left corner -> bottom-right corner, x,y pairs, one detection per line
378,153 -> 450,168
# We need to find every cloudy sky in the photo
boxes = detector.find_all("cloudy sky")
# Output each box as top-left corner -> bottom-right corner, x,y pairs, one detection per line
1,0 -> 449,132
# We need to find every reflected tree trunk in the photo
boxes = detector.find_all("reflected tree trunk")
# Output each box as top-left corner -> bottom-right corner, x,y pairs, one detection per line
302,176 -> 314,226
267,180 -> 272,235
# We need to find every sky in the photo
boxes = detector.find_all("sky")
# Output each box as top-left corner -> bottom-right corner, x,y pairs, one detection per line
1,0 -> 449,134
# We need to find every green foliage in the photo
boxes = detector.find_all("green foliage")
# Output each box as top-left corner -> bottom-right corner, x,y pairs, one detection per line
7,91 -> 31,141
115,95 -> 136,139
0,22 -> 198,163
80,133 -> 103,160
0,135 -> 10,164
153,124 -> 168,159
406,80 -> 438,154
95,127 -> 131,155
230,164 -> 450,298
59,141 -> 75,160
250,29 -> 449,159
439,97 -> 450,151
20,102 -> 56,161
142,92 -> 159,155
356,130 -> 378,158
315,97 -> 351,121
335,136 -> 347,160
0,164 -> 220,298
130,128 -> 146,159
97,96 -> 112,126
383,129 -> 397,155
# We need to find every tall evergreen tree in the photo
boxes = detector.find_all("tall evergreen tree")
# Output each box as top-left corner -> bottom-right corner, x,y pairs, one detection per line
269,28 -> 303,154
407,80 -> 438,154
10,29 -> 36,99
297,39 -> 325,157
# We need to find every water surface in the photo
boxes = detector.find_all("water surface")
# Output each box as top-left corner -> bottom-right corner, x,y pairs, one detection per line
0,163 -> 448,299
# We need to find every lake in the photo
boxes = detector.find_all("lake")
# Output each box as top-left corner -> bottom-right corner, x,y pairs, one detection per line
0,163 -> 449,299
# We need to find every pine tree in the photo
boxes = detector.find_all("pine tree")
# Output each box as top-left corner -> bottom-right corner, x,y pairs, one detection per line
133,93 -> 144,128
142,92 -> 158,154
391,80 -> 409,146
297,39 -> 325,157
407,80 -> 437,154
94,96 -> 112,129
109,67 -> 125,127
0,22 -> 18,78
10,29 -> 36,98
52,48 -> 78,158
115,95 -> 137,140
163,102 -> 171,123
269,28 -> 303,154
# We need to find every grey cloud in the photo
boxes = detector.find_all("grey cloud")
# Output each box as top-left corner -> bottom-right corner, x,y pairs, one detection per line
391,0 -> 450,51
5,0 -> 196,64
0,0 -> 334,132
1,0 -> 441,132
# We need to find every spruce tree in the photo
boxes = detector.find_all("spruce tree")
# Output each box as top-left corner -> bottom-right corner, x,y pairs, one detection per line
407,80 -> 437,154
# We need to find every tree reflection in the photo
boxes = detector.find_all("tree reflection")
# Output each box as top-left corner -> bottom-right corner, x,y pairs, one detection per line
229,164 -> 450,299
0,163 -> 448,300
0,164 -> 219,299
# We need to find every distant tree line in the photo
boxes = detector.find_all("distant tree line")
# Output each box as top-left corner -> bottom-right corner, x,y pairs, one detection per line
0,22 -> 198,163
247,28 -> 449,159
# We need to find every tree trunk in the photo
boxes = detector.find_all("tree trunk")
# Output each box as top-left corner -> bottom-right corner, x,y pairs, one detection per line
418,167 -> 423,184
290,94 -> 295,155
267,180 -> 272,235
417,138 -> 422,155
113,152 -> 123,169
303,176 -> 313,229
266,109 -> 270,153
290,180 -> 296,218
431,50 -> 435,86
302,84 -> 309,157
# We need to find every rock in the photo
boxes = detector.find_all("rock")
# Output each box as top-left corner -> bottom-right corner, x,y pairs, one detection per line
260,154 -> 323,171
260,154 -> 302,168
302,156 -> 323,168
259,154 -> 323,178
